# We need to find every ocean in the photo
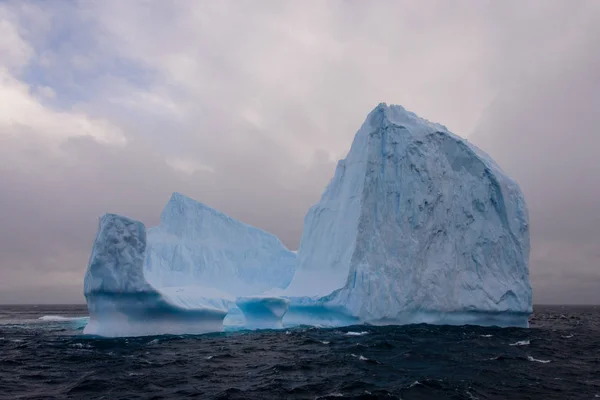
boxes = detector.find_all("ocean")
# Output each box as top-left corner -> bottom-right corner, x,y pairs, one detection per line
0,304 -> 598,399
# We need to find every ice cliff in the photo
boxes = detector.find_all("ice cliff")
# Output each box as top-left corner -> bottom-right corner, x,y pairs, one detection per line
283,103 -> 532,328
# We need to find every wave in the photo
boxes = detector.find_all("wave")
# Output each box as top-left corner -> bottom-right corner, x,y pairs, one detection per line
527,356 -> 551,364
345,331 -> 368,336
509,340 -> 530,346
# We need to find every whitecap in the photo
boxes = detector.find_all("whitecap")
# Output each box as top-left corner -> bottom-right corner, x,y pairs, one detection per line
321,341 -> 330,345
561,334 -> 574,339
480,334 -> 493,338
345,331 -> 368,336
71,343 -> 92,349
205,355 -> 214,360
527,356 -> 550,363
358,355 -> 368,361
509,340 -> 530,346
147,339 -> 160,345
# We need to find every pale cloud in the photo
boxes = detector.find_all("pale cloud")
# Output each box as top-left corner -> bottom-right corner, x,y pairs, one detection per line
0,8 -> 33,70
166,157 -> 214,175
0,4 -> 126,157
0,68 -> 126,146
0,0 -> 598,303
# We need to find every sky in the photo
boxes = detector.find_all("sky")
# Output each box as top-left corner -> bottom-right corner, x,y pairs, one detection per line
0,0 -> 598,304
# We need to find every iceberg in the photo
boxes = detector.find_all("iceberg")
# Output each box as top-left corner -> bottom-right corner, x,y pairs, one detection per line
84,214 -> 234,337
144,193 -> 296,296
83,103 -> 532,335
83,194 -> 297,337
144,193 -> 296,329
283,103 -> 532,328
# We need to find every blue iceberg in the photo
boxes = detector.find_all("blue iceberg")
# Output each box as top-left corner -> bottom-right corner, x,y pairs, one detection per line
282,103 -> 532,328
145,193 -> 296,296
83,194 -> 297,337
83,103 -> 532,336
83,214 -> 234,337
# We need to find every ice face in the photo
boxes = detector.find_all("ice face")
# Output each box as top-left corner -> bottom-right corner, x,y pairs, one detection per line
284,103 -> 532,328
144,193 -> 297,297
83,194 -> 297,336
83,214 -> 233,337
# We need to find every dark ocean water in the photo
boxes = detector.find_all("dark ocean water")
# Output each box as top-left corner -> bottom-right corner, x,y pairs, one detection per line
0,305 -> 598,399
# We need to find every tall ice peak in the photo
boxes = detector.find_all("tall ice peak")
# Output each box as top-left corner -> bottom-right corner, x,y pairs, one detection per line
364,103 -> 449,136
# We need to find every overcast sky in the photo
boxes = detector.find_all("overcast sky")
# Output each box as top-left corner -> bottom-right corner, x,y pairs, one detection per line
0,0 -> 598,304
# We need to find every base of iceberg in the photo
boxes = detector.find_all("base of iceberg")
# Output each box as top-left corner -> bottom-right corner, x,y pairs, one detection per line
282,300 -> 529,328
236,296 -> 290,329
283,304 -> 360,328
85,293 -> 229,337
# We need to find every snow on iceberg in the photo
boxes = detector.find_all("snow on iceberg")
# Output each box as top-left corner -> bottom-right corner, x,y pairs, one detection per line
84,214 -> 234,337
283,103 -> 532,328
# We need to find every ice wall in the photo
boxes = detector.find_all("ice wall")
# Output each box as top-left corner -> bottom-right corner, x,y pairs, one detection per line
83,214 -> 232,337
284,103 -> 532,328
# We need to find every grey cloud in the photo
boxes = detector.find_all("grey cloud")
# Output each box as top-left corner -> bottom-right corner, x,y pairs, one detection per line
471,4 -> 600,304
0,131 -> 333,303
1,0 -> 599,304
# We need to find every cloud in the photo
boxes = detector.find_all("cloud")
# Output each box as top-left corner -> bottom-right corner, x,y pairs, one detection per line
470,1 -> 600,304
0,0 -> 599,303
0,125 -> 334,304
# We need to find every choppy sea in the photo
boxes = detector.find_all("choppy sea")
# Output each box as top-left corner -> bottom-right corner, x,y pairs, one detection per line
0,305 -> 598,399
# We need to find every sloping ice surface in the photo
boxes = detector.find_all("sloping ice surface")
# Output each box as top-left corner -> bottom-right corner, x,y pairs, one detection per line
145,192 -> 296,296
282,103 -> 532,328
